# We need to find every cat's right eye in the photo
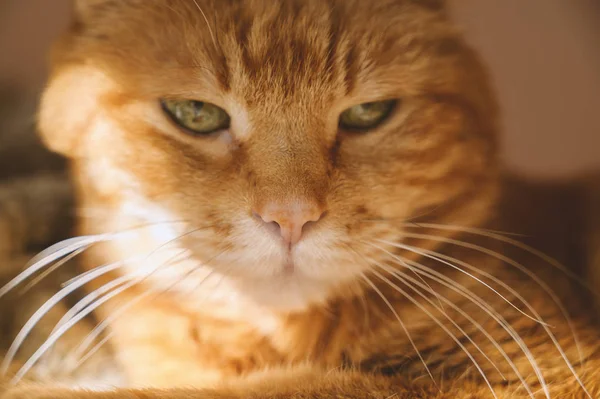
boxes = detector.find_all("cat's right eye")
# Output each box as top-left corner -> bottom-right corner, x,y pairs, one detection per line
161,99 -> 230,135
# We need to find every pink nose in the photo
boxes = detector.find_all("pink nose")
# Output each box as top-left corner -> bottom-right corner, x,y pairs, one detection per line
255,200 -> 325,246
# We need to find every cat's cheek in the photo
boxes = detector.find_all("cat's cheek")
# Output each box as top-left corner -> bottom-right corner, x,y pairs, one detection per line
81,133 -> 137,199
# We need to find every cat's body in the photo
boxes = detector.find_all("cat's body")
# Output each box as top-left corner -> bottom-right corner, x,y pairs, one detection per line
2,175 -> 600,398
1,1 -> 600,398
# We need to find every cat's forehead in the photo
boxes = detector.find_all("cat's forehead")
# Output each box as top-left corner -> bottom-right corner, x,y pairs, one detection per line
73,0 -> 457,105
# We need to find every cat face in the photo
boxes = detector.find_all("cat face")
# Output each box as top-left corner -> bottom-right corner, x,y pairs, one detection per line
39,0 -> 499,310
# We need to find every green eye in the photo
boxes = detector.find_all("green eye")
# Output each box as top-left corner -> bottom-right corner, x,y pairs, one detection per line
161,99 -> 230,135
339,100 -> 396,131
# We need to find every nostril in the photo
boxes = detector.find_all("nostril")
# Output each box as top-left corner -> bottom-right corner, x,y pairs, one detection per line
253,202 -> 327,245
302,219 -> 317,232
253,210 -> 282,235
300,210 -> 326,234
267,220 -> 281,236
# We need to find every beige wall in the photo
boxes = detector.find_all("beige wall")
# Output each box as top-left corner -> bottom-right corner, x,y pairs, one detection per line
1,0 -> 599,178
0,0 -> 71,90
451,0 -> 600,177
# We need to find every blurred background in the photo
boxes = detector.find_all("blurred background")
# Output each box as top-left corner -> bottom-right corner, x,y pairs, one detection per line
0,0 -> 599,178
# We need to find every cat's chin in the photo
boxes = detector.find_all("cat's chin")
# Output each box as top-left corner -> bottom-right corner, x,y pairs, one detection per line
231,273 -> 344,312
225,271 -> 354,313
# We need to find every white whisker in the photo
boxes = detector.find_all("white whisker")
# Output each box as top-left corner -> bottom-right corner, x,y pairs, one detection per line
69,252 -> 194,365
9,274 -> 144,384
376,239 -> 547,326
52,275 -> 134,335
373,241 -> 552,397
375,262 -> 508,372
11,242 -> 190,384
7,223 -> 206,383
379,264 -> 507,378
398,232 -> 590,397
369,269 -> 498,399
73,252 -> 234,370
20,247 -> 86,294
73,333 -> 112,371
0,258 -> 132,375
0,235 -> 110,300
360,273 -> 437,386
365,245 -> 537,398
1,220 -> 194,298
406,223 -> 594,294
192,0 -> 217,48
54,250 -> 189,335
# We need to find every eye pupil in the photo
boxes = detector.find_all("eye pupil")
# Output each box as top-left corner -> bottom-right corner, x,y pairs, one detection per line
191,101 -> 203,113
191,103 -> 205,121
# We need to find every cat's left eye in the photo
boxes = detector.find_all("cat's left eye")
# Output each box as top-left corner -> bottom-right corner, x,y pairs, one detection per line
339,100 -> 396,131
161,99 -> 230,135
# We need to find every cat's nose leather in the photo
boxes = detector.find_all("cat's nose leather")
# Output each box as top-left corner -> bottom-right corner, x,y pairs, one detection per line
255,201 -> 325,246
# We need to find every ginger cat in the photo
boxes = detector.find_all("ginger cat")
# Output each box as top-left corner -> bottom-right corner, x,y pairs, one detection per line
2,0 -> 600,398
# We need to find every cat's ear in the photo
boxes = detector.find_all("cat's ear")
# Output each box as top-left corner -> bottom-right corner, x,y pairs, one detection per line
38,65 -> 114,157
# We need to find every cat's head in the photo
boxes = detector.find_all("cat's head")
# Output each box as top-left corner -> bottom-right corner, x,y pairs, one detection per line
39,0 -> 499,311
